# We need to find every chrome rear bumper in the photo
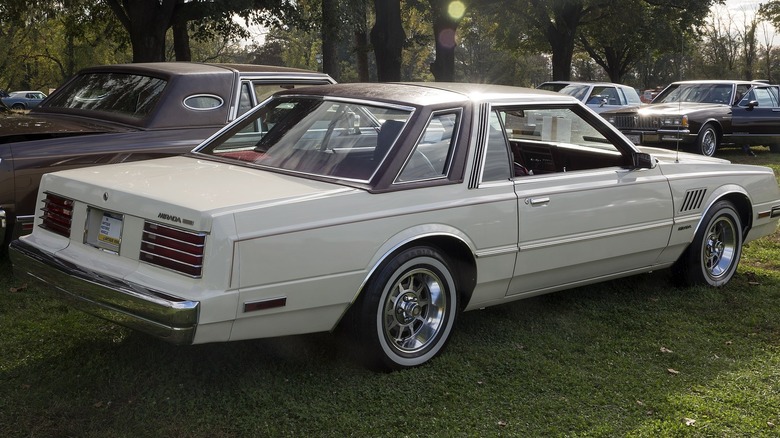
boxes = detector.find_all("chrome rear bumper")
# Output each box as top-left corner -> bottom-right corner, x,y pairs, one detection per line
9,239 -> 199,345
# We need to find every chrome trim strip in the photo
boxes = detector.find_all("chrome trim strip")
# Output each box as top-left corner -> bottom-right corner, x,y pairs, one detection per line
520,219 -> 674,251
8,239 -> 199,345
474,244 -> 518,258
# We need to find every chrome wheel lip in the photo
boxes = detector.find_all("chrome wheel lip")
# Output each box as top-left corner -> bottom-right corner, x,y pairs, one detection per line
382,267 -> 447,355
702,215 -> 738,280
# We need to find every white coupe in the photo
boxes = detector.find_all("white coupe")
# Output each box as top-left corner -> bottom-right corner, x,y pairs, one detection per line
10,83 -> 780,370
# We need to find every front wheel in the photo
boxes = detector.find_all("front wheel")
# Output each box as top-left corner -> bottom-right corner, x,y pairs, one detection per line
11,103 -> 25,110
673,200 -> 743,287
695,124 -> 719,157
353,246 -> 458,371
769,144 -> 780,153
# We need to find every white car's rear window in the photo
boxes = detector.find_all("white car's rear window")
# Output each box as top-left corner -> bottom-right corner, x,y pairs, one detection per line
198,97 -> 413,182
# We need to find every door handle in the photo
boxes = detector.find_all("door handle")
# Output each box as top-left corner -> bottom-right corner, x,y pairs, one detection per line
526,197 -> 550,206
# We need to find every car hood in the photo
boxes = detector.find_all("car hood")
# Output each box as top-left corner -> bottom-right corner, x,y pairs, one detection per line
0,112 -> 130,138
41,156 -> 357,231
637,145 -> 731,165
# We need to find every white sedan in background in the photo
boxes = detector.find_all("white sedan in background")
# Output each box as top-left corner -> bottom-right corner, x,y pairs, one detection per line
10,83 -> 780,370
559,82 -> 642,113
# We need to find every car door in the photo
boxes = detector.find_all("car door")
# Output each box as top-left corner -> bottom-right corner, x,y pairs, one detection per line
497,105 -> 674,296
732,85 -> 780,146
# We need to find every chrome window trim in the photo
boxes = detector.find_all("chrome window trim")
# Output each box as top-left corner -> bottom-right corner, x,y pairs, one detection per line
183,94 -> 225,111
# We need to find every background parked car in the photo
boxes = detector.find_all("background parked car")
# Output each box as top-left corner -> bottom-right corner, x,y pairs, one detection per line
557,82 -> 642,113
0,62 -> 335,247
602,80 -> 780,156
1,90 -> 47,109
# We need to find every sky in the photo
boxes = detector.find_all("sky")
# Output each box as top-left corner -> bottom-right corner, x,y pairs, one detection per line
717,0 -> 776,43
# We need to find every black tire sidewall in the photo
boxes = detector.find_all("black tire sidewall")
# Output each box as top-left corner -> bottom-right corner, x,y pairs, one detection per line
358,246 -> 458,370
687,201 -> 742,287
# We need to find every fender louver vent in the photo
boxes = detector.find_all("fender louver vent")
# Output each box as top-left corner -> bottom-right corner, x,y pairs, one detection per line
681,188 -> 707,212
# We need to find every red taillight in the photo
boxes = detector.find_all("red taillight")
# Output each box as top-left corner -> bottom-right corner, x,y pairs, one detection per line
140,221 -> 206,277
39,193 -> 74,237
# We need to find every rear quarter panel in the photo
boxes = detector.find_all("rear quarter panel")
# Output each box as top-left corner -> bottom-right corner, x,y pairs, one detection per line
228,182 -> 518,340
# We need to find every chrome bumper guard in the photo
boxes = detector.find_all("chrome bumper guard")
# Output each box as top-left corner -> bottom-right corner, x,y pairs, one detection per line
9,239 -> 199,345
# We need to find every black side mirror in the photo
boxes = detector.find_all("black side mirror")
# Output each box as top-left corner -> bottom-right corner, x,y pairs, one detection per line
748,100 -> 759,110
633,152 -> 655,169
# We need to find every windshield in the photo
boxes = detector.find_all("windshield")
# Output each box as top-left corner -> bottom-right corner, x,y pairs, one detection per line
559,84 -> 590,101
197,96 -> 413,182
43,73 -> 166,118
653,83 -> 734,104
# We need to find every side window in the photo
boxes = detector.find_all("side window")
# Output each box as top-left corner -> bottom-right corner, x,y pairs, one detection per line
498,106 -> 630,175
237,82 -> 254,116
623,88 -> 642,105
740,87 -> 779,108
396,111 -> 459,183
754,88 -> 776,107
481,111 -> 512,182
589,87 -> 618,105
735,84 -> 750,105
252,83 -> 318,103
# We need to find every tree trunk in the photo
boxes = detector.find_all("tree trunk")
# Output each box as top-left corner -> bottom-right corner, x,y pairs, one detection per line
106,0 -> 177,63
371,0 -> 405,82
355,30 -> 370,81
172,18 -> 192,61
429,0 -> 459,82
321,0 -> 340,80
353,1 -> 370,82
530,0 -> 584,81
548,30 -> 575,81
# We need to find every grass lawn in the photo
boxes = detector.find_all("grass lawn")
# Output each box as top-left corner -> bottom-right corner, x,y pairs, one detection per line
1,147 -> 779,437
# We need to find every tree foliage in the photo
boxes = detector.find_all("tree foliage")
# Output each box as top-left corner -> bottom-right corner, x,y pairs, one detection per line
103,0 -> 301,62
0,0 -> 129,92
1,0 -> 778,95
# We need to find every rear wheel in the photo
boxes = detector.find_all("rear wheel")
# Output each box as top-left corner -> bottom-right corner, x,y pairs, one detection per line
695,124 -> 719,156
353,246 -> 458,371
769,144 -> 780,153
674,200 -> 742,287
